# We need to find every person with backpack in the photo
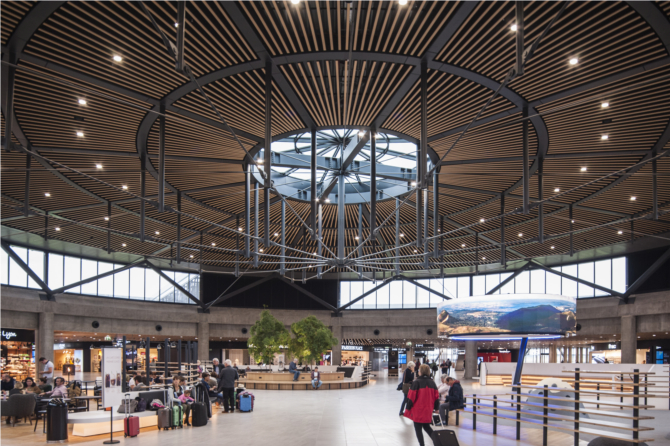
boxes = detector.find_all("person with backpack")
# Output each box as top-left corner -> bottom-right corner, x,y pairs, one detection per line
446,358 -> 452,376
399,361 -> 415,416
403,364 -> 440,446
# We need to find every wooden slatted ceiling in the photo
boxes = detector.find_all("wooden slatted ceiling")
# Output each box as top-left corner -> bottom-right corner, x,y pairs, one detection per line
660,1 -> 670,18
173,69 -> 303,138
189,186 -> 249,217
14,62 -> 146,153
440,160 -> 530,195
0,1 -> 34,46
383,71 -> 516,140
240,0 -> 461,57
438,1 -> 667,101
280,60 -> 413,127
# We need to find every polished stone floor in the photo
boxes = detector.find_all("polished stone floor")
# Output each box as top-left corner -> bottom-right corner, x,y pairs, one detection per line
3,371 -> 670,446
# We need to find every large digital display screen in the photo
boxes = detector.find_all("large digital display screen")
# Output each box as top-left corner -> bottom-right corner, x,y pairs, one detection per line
437,294 -> 576,338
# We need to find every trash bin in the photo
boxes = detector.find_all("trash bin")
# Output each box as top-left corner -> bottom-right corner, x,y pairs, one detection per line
46,398 -> 68,443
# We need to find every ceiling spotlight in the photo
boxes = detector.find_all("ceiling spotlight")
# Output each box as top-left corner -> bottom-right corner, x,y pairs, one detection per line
551,246 -> 555,249
122,185 -> 128,190
630,196 -> 636,201
413,250 -> 417,253
78,99 -> 87,105
174,22 -> 179,27
510,24 -> 517,32
580,167 -> 587,172
411,182 -> 417,186
76,131 -> 84,137
274,232 -> 279,237
257,160 -> 263,164
571,219 -> 575,223
44,192 -> 51,197
122,243 -> 126,247
190,255 -> 194,258
113,55 -> 123,62
155,231 -> 160,235
482,257 -> 486,260
238,227 -> 243,231
618,230 -> 623,235
259,248 -> 264,252
569,57 -> 579,65
291,0 -> 300,4
518,233 -> 523,237
211,243 -> 216,246
55,227 -> 61,231
480,218 -> 485,223
601,102 -> 609,108
104,216 -> 109,221
355,236 -> 359,240
601,134 -> 609,140
324,198 -> 330,203
399,0 -> 407,5
358,131 -> 365,137
461,244 -> 465,247
96,164 -> 103,169
315,198 -> 319,202
399,233 -> 404,237
554,188 -> 560,192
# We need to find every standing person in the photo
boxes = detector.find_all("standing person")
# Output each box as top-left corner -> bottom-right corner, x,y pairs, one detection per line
403,364 -> 440,446
440,360 -> 448,377
438,376 -> 464,426
399,361 -> 415,416
200,373 -> 222,402
446,358 -> 452,376
217,359 -> 239,413
211,358 -> 222,375
311,367 -> 322,389
196,360 -> 203,374
288,358 -> 300,381
38,357 -> 54,385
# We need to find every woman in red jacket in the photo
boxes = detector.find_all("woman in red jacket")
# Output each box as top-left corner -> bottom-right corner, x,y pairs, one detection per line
403,364 -> 440,446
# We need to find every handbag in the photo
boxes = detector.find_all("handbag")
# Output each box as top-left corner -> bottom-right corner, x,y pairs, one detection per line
117,398 -> 138,413
135,397 -> 147,412
396,382 -> 403,391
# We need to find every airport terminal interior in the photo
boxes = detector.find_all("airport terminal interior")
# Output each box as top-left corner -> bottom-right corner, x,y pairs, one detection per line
2,1 -> 670,445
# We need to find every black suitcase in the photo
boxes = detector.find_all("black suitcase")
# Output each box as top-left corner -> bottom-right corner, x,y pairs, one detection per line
191,402 -> 207,427
431,429 -> 460,446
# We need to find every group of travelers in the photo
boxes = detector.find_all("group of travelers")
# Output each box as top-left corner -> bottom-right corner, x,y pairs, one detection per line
399,360 -> 464,446
1,374 -> 57,396
288,358 -> 322,389
201,359 -> 239,413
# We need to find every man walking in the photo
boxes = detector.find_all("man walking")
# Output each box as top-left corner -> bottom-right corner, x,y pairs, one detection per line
217,360 -> 239,413
39,357 -> 54,385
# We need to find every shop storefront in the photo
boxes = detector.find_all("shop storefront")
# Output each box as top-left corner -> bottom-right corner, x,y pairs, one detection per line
53,344 -> 84,373
341,345 -> 369,365
1,328 -> 35,381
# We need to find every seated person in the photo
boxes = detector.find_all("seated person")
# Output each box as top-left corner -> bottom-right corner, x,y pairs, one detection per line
128,372 -> 141,390
24,377 -> 41,394
201,373 -> 222,402
1,374 -> 15,391
437,377 -> 464,426
288,359 -> 300,381
38,377 -> 52,393
43,377 -> 68,398
208,372 -> 218,389
311,367 -> 322,389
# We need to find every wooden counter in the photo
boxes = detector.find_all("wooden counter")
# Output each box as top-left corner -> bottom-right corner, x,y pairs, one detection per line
245,371 -> 344,382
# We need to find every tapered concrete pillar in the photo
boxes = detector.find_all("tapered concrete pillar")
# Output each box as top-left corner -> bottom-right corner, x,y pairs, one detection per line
621,315 -> 637,364
197,321 -> 209,363
463,340 -> 477,379
330,325 -> 342,366
38,312 -> 54,366
549,346 -> 557,363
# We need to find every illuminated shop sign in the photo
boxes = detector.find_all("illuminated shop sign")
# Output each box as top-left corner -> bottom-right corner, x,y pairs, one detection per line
342,345 -> 363,351
0,328 -> 35,342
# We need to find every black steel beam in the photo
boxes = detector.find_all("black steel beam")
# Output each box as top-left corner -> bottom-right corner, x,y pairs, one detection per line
280,200 -> 286,275
338,175 -> 346,258
264,59 -> 272,248
158,101 -> 166,212
433,172 -> 439,258
24,153 -> 30,217
395,198 -> 400,275
140,158 -> 146,243
175,1 -> 186,73
49,258 -> 145,295
337,275 -> 397,312
486,262 -> 530,294
311,127 -> 317,239
357,204 -> 363,276
522,104 -> 529,214
254,185 -> 259,268
176,192 -> 182,263
624,247 -> 670,299
1,240 -> 52,295
244,171 -> 250,257
515,1 -> 524,77
317,204 -> 323,278
275,274 -> 337,311
530,260 -> 624,299
653,158 -> 659,220
500,195 -> 506,266
402,276 -> 451,301
145,260 -> 203,307
538,157 -> 544,243
107,201 -> 111,254
341,133 -> 370,172
370,129 -> 377,242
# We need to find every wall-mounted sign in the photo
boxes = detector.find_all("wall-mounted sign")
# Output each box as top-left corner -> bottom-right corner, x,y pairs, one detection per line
608,344 -> 618,349
373,347 -> 389,352
392,348 -> 407,352
0,328 -> 34,342
342,345 -> 363,351
415,344 -> 435,349
457,350 -> 466,355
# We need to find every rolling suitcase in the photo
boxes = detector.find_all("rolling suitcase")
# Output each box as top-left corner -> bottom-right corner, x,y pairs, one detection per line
171,404 -> 183,429
157,407 -> 171,430
238,394 -> 253,412
191,384 -> 208,426
123,394 -> 140,438
431,429 -> 460,446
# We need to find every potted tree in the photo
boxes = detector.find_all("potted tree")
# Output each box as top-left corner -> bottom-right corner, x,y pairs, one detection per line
247,310 -> 290,373
289,316 -> 338,369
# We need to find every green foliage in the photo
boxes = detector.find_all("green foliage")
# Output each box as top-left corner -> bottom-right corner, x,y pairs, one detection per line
247,310 -> 290,365
288,315 -> 338,365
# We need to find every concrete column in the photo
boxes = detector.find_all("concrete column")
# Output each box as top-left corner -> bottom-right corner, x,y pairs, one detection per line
197,321 -> 209,362
463,340 -> 477,380
549,346 -> 557,363
621,315 -> 637,364
330,325 -> 342,366
38,312 -> 54,366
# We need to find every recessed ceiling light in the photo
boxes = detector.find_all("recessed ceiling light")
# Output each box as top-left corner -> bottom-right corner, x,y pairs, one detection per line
358,131 -> 365,137
482,257 -> 486,260
257,160 -> 263,164
274,232 -> 279,237
315,198 -> 319,202
325,198 -> 330,203
399,233 -> 404,237
211,243 -> 216,246
122,185 -> 128,190
411,182 -> 417,186
104,217 -> 109,221
55,227 -> 61,231
569,57 -> 579,65
518,233 -> 523,237
554,188 -> 560,192
155,231 -> 160,235
580,167 -> 587,172
355,236 -> 359,240
630,196 -> 636,201
480,218 -> 485,223
601,134 -> 609,140
76,131 -> 84,137
571,219 -> 575,223
174,22 -> 179,27
122,243 -> 126,247
291,0 -> 300,4
618,230 -> 623,235
78,99 -> 87,105
461,244 -> 465,247
413,250 -> 417,253
510,24 -> 517,32
399,0 -> 407,5
601,102 -> 609,108
44,192 -> 51,197
259,249 -> 264,252
551,246 -> 555,249
96,164 -> 103,169
190,255 -> 194,258
113,55 -> 123,62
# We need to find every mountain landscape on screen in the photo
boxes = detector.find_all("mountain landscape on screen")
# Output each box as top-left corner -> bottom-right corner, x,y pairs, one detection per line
436,295 -> 576,336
